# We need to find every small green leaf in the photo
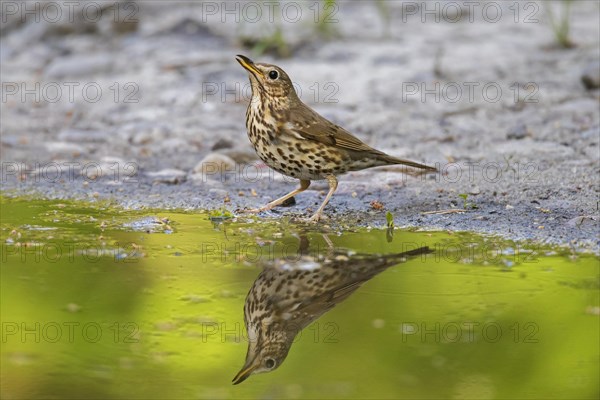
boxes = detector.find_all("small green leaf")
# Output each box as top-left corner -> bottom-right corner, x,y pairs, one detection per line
386,211 -> 394,228
208,208 -> 233,221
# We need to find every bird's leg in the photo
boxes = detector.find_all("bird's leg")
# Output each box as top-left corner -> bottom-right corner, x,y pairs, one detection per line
308,175 -> 338,222
246,180 -> 311,213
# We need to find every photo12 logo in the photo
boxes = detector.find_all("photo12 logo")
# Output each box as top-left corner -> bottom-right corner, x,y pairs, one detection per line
400,321 -> 540,343
2,321 -> 140,344
192,1 -> 339,24
402,81 -> 539,104
1,161 -> 139,184
1,1 -> 139,24
400,2 -> 540,24
2,82 -> 140,104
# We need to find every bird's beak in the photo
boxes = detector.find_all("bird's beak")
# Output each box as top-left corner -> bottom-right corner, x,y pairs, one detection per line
232,363 -> 257,385
236,54 -> 263,78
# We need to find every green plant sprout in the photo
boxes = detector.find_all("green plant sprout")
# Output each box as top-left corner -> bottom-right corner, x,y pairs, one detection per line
459,193 -> 479,210
545,0 -> 576,48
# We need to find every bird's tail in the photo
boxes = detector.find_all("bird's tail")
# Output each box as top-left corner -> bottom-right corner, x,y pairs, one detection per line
363,246 -> 433,274
386,246 -> 433,264
379,153 -> 437,171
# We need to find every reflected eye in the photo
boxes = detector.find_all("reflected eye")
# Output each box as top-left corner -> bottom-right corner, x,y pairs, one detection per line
265,358 -> 276,369
268,70 -> 279,80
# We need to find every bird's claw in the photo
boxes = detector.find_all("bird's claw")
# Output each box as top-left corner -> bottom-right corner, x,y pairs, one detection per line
308,215 -> 321,223
306,212 -> 327,223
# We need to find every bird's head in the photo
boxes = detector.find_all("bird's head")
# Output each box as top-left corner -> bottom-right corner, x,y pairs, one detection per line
232,334 -> 291,385
236,55 -> 298,106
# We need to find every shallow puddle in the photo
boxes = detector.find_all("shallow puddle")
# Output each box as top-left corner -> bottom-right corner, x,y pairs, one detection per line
1,196 -> 598,399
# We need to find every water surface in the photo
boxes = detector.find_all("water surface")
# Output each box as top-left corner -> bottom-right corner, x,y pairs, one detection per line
1,196 -> 598,399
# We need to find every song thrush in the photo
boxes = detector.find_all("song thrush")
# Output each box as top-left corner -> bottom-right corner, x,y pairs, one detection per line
236,55 -> 436,221
232,239 -> 431,384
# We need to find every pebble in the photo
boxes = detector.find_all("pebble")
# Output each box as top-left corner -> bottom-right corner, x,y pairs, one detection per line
208,188 -> 229,198
159,137 -> 190,152
128,124 -> 170,145
211,138 -> 234,151
506,124 -> 531,140
146,169 -> 187,184
45,54 -> 113,78
44,142 -> 85,156
566,215 -> 598,227
57,129 -> 107,143
469,186 -> 481,195
192,153 -> 237,180
218,149 -> 258,164
581,61 -> 600,89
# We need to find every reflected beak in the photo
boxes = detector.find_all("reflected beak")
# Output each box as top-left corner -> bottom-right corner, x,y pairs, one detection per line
236,54 -> 263,78
232,363 -> 257,385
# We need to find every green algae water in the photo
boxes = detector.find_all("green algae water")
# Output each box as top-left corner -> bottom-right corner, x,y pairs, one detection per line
1,196 -> 598,399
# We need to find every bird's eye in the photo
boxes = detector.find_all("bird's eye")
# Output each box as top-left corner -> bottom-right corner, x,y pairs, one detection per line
268,70 -> 279,80
265,358 -> 276,369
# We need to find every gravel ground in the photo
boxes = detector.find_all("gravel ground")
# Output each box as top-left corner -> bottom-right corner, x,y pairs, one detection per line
1,1 -> 599,251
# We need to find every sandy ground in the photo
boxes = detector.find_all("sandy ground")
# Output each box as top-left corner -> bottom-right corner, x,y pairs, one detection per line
1,1 -> 599,250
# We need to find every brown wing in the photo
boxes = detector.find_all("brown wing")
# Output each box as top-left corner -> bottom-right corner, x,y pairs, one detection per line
287,103 -> 436,171
287,104 -> 377,153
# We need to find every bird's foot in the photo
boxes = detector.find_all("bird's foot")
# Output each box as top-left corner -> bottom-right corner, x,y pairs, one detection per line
306,212 -> 328,223
307,214 -> 321,223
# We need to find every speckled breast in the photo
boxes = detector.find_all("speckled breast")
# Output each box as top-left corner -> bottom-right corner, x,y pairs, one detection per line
246,107 -> 349,181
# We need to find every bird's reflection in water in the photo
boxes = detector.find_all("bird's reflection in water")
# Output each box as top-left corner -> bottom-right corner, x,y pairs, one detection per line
232,235 -> 431,384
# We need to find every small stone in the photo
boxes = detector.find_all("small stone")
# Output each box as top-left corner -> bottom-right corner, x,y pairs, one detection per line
45,54 -> 113,78
130,125 -> 170,145
208,188 -> 229,198
131,132 -> 154,145
211,138 -> 234,151
193,153 -> 236,180
566,215 -> 598,227
44,142 -> 84,156
469,186 -> 481,195
57,129 -> 106,143
219,149 -> 258,164
581,61 -> 600,89
146,169 -> 187,184
193,153 -> 236,176
281,197 -> 296,207
507,124 -> 531,140
159,138 -> 189,152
